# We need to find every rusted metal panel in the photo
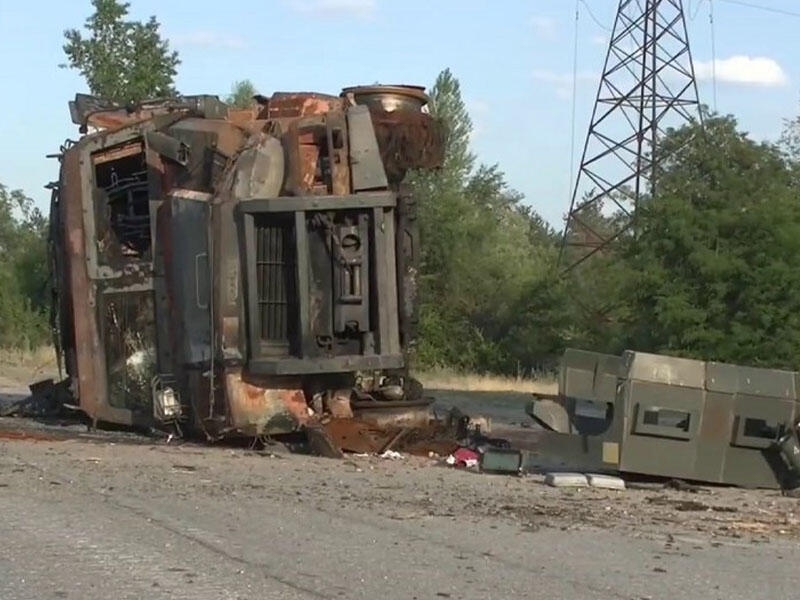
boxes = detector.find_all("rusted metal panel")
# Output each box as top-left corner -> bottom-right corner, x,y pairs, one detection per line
92,141 -> 144,165
325,110 -> 350,196
227,107 -> 258,126
262,92 -> 343,119
327,389 -> 354,419
320,419 -> 400,454
62,146 -> 140,426
347,105 -> 389,192
62,147 -> 101,420
223,368 -> 308,434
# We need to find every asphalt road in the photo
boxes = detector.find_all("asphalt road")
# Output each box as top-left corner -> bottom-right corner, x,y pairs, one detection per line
1,430 -> 800,600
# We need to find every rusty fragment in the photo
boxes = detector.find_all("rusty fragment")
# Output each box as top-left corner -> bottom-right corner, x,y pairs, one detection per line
369,109 -> 445,183
326,389 -> 354,419
224,369 -> 308,435
313,414 -> 464,458
260,92 -> 344,119
306,424 -> 345,459
0,429 -> 62,442
321,419 -> 400,454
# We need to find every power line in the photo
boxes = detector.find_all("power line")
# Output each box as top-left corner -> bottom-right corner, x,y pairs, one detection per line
710,0 -> 718,111
579,0 -> 611,32
718,0 -> 800,18
568,0 -> 580,206
691,0 -> 709,20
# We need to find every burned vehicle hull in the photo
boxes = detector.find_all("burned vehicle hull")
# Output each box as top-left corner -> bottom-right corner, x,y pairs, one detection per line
49,86 -> 443,440
526,349 -> 800,489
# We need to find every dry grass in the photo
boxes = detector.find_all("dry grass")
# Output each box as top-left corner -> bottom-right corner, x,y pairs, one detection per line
0,346 -> 559,395
0,345 -> 59,384
416,368 -> 557,394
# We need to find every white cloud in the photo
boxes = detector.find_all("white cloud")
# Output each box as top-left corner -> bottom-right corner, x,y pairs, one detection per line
694,55 -> 788,87
533,69 -> 598,100
171,31 -> 247,49
533,70 -> 597,86
466,99 -> 489,139
590,35 -> 607,47
530,15 -> 557,41
288,0 -> 376,19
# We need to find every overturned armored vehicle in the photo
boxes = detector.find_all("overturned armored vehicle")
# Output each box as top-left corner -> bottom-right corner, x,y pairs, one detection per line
48,86 -> 443,440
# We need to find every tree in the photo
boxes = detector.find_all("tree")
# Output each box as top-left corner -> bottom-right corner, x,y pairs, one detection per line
779,106 -> 800,189
61,0 -> 180,104
0,185 -> 49,348
227,80 -> 258,109
614,115 -> 800,368
410,69 -> 558,373
780,105 -> 800,163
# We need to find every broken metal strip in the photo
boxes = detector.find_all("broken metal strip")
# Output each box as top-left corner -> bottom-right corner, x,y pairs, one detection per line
248,354 -> 404,376
91,142 -> 144,165
238,192 -> 395,213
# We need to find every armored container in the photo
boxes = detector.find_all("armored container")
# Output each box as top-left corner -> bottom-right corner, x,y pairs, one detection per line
48,86 -> 443,439
527,348 -> 800,488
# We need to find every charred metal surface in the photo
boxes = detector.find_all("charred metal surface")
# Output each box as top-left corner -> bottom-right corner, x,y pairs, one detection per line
342,85 -> 444,184
368,109 -> 445,184
50,85 -> 443,443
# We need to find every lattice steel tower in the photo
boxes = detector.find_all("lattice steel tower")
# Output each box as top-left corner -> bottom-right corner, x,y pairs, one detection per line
560,0 -> 702,270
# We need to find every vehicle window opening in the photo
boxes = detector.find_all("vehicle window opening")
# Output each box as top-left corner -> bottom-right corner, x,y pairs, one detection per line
573,400 -> 614,435
643,408 -> 690,431
94,145 -> 151,259
743,418 -> 779,440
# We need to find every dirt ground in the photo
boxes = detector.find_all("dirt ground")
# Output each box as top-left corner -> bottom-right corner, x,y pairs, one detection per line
3,369 -> 800,598
2,424 -> 800,599
3,418 -> 798,543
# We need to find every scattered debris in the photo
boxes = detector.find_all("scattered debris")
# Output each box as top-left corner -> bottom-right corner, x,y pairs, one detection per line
171,464 -> 198,473
317,420 -> 398,455
664,479 -> 705,493
0,379 -> 72,418
646,496 -> 739,513
305,425 -> 345,459
653,567 -> 667,574
587,473 -> 626,490
379,450 -> 404,460
445,447 -> 480,469
379,427 -> 410,454
0,429 -> 62,442
545,472 -> 589,488
480,448 -> 523,474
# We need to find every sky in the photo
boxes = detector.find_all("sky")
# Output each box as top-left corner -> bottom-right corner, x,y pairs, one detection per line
0,0 -> 799,227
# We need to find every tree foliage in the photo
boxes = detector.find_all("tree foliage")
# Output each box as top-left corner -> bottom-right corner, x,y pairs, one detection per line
7,55 -> 800,375
227,79 -> 258,109
411,70 -> 800,374
61,0 -> 180,104
611,114 -> 800,368
410,69 -> 562,374
0,186 -> 49,348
